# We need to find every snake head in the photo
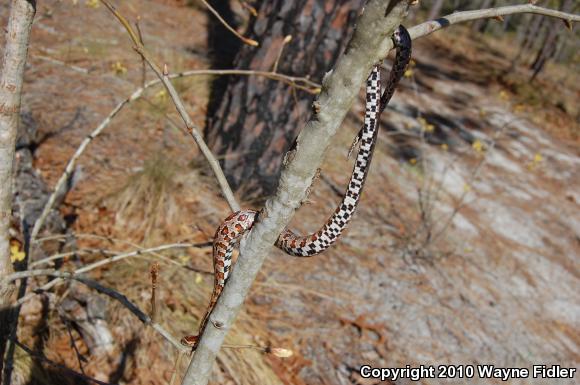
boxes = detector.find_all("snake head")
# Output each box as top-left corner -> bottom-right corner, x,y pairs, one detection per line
392,25 -> 411,51
392,25 -> 403,45
235,210 -> 257,230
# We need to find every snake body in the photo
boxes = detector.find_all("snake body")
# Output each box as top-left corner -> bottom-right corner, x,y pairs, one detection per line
183,25 -> 412,348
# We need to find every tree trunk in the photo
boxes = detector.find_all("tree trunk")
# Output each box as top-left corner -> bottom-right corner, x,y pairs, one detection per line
529,0 -> 574,81
205,0 -> 364,198
529,28 -> 558,81
0,0 -> 36,380
427,0 -> 445,20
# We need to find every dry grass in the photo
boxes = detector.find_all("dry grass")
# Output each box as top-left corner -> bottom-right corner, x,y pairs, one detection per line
110,152 -> 179,242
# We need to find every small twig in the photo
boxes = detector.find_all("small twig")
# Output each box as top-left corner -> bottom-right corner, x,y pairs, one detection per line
169,352 -> 185,385
31,234 -> 213,272
32,54 -> 90,74
134,16 -> 147,88
60,316 -> 88,374
199,0 -> 259,46
29,82 -> 147,243
272,35 -> 292,73
149,262 -> 159,322
237,0 -> 258,17
29,250 -> 78,268
171,69 -> 320,94
221,343 -> 293,357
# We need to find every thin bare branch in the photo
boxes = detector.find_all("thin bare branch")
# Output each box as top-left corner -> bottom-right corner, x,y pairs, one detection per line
236,0 -> 258,17
134,16 -> 147,88
100,0 -> 242,211
29,68 -> 318,246
29,84 -> 146,243
32,54 -> 90,74
408,4 -> 580,40
12,243 -> 195,307
199,0 -> 259,47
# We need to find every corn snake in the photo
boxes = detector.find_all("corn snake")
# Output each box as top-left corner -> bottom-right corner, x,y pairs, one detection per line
182,25 -> 412,349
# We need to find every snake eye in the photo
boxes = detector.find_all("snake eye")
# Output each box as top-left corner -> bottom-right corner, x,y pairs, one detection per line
238,214 -> 247,221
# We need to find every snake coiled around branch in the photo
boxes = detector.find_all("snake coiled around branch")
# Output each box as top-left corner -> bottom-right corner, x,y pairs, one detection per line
182,25 -> 412,348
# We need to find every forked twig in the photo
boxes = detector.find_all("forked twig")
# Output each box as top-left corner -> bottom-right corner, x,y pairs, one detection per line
100,0 -> 241,211
30,66 -> 318,245
199,0 -> 259,46
12,243 -> 196,307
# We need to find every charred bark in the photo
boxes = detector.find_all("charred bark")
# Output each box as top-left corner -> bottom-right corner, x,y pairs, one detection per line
205,0 -> 364,199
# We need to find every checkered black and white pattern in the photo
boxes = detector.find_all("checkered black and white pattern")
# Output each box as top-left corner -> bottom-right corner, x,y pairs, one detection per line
186,26 -> 412,348
277,25 -> 412,257
276,67 -> 381,256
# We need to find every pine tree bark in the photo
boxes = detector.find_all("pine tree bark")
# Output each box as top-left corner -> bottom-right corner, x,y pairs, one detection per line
205,0 -> 364,198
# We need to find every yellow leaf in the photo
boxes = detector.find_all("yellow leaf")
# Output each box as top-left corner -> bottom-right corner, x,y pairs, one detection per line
498,90 -> 509,100
10,244 -> 25,263
111,61 -> 127,75
155,89 -> 167,102
404,69 -> 413,78
472,140 -> 485,153
409,158 -> 417,165
177,254 -> 190,264
441,143 -> 449,151
463,183 -> 471,192
425,124 -> 435,133
533,153 -> 543,163
195,274 -> 203,284
86,0 -> 100,8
